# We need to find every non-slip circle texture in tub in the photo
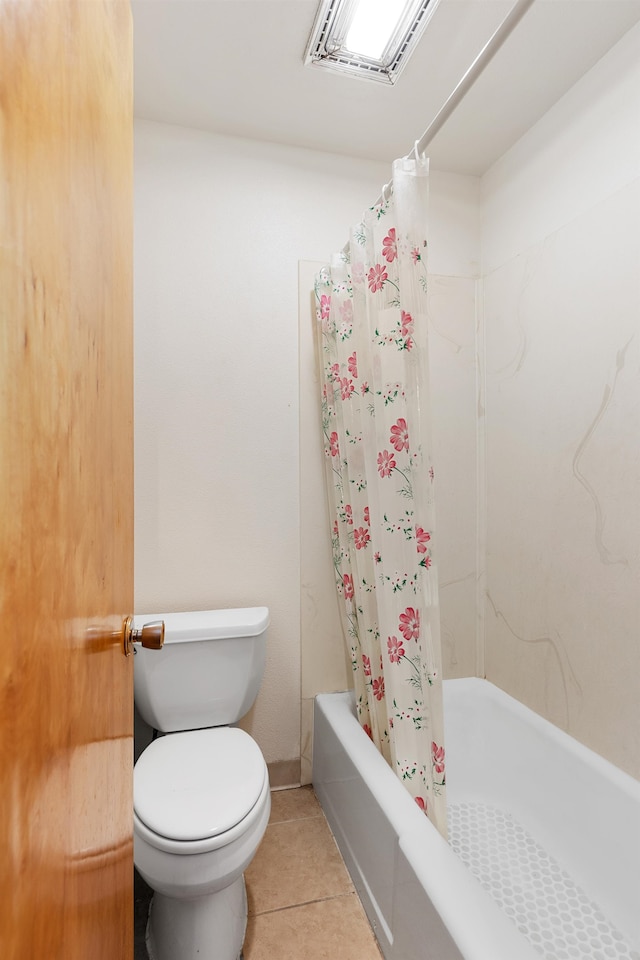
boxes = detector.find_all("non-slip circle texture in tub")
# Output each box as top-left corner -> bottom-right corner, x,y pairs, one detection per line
448,801 -> 640,960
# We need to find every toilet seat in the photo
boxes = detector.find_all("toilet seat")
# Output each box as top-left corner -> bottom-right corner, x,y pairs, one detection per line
135,727 -> 267,843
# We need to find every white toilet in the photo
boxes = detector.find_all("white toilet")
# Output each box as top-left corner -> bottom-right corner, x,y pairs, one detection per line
132,607 -> 271,960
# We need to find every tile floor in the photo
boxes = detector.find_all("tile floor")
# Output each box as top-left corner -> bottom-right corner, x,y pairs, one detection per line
134,785 -> 383,960
244,785 -> 382,960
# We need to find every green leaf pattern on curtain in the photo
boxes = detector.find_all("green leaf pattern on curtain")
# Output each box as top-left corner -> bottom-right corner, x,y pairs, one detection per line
314,156 -> 447,838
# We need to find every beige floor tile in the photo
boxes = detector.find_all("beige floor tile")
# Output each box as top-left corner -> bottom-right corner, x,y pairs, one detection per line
244,893 -> 383,960
246,815 -> 353,914
269,785 -> 322,824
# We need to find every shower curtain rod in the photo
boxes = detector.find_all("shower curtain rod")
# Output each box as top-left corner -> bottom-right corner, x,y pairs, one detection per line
350,0 -> 537,231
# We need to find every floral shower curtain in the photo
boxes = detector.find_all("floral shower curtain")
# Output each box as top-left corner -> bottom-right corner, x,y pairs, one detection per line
315,155 -> 446,837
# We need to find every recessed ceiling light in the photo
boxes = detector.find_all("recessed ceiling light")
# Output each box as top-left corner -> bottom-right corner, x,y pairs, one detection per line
304,0 -> 442,85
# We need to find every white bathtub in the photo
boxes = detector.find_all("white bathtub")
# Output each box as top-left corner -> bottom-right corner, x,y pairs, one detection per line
313,678 -> 640,960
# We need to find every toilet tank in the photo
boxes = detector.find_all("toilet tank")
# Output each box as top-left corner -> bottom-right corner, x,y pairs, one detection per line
133,607 -> 269,733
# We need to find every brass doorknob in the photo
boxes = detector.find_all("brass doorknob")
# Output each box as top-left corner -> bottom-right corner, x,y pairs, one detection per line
123,616 -> 165,657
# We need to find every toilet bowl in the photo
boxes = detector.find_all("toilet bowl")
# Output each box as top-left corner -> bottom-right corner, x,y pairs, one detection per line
132,608 -> 271,960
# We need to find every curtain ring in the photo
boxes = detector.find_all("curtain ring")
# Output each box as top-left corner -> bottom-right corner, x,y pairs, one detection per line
381,182 -> 390,202
414,139 -> 423,162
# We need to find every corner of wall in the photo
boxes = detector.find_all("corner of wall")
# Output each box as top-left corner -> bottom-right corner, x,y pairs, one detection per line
474,275 -> 487,679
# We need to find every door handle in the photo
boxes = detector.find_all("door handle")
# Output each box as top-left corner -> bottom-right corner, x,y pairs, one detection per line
122,616 -> 165,657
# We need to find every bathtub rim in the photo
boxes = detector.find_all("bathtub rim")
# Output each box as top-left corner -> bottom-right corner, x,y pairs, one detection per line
449,677 -> 640,798
312,684 -> 542,960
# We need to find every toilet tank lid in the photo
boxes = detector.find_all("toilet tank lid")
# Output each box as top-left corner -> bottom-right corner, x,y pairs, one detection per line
132,606 -> 269,645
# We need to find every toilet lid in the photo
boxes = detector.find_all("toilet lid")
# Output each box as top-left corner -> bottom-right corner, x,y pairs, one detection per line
134,727 -> 267,842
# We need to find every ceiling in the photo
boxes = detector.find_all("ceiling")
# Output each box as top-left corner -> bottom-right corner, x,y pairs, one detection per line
132,0 -> 640,176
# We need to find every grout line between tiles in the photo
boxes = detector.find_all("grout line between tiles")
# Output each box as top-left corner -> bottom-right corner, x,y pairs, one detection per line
249,890 -> 357,918
268,813 -> 324,826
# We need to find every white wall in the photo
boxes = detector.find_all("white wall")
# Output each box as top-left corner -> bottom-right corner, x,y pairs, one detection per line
134,120 -> 481,781
134,120 -> 391,780
479,22 -> 640,778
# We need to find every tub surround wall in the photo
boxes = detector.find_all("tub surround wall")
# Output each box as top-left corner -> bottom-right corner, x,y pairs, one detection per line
480,20 -> 640,778
298,259 -> 348,784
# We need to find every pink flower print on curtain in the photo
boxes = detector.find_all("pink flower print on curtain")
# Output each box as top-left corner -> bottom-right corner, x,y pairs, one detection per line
354,527 -> 370,550
382,228 -> 397,263
390,418 -> 409,452
342,574 -> 354,600
314,154 -> 446,839
377,450 -> 396,478
320,293 -> 331,319
367,263 -> 388,292
399,607 -> 420,642
387,635 -> 405,663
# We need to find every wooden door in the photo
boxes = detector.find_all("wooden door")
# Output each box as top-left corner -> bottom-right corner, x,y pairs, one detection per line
0,2 -> 133,958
